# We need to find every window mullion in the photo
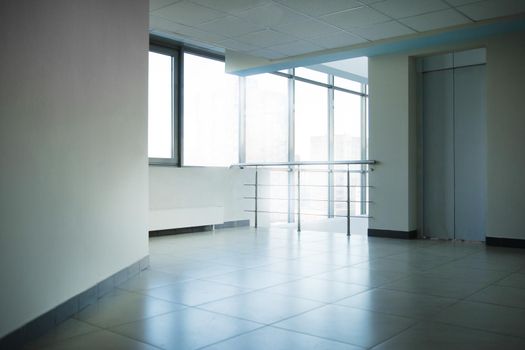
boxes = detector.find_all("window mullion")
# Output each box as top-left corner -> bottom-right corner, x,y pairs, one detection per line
328,75 -> 335,218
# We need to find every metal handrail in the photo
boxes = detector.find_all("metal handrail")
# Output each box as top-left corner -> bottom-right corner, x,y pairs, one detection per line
243,196 -> 372,203
244,184 -> 372,188
245,209 -> 371,219
232,160 -> 376,168
236,160 -> 376,236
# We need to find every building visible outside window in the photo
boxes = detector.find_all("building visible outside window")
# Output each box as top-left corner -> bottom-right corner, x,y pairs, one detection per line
182,53 -> 239,167
245,73 -> 288,163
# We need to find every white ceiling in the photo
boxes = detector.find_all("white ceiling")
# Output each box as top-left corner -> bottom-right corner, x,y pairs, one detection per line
150,0 -> 525,60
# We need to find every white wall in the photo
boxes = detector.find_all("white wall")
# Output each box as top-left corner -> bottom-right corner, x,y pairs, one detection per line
149,167 -> 251,230
486,32 -> 525,240
368,55 -> 418,232
0,0 -> 149,337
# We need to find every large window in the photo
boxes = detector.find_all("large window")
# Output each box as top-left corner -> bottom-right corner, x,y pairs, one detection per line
183,53 -> 239,167
148,37 -> 368,186
148,39 -> 369,224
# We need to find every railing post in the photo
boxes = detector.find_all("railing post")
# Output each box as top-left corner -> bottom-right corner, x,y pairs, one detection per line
347,164 -> 351,236
254,166 -> 258,229
297,166 -> 301,233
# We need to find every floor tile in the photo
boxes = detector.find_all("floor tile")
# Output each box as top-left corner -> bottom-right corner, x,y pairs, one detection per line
274,304 -> 416,348
468,285 -> 525,309
204,270 -> 298,289
496,272 -> 525,289
110,308 -> 261,350
299,253 -> 370,267
434,301 -> 525,338
140,279 -> 249,306
35,330 -> 160,350
336,288 -> 457,319
314,266 -> 408,287
202,326 -> 363,350
198,290 -> 324,324
372,322 -> 525,350
23,319 -> 99,350
118,270 -> 192,291
422,264 -> 512,284
74,290 -> 184,328
262,277 -> 370,303
251,260 -> 337,277
209,254 -> 286,268
452,253 -> 525,272
381,274 -> 488,298
351,257 -> 440,273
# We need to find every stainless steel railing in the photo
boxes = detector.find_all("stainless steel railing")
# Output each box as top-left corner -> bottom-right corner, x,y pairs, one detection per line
232,160 -> 376,236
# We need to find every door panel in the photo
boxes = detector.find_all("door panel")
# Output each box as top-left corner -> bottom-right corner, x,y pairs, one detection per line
454,65 -> 486,241
422,70 -> 455,239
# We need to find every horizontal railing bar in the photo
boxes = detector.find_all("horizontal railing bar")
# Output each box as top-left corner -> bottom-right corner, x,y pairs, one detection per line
244,209 -> 371,218
240,168 -> 371,173
243,197 -> 372,203
232,160 -> 376,168
244,184 -> 373,188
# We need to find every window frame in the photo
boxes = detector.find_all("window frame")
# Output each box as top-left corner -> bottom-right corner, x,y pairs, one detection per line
148,35 -> 231,167
148,37 -> 181,166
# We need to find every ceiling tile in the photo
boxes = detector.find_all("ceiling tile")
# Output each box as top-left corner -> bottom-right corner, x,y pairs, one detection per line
274,19 -> 341,39
236,2 -> 309,27
150,0 -> 182,11
235,29 -> 297,47
307,31 -> 368,49
268,40 -> 325,56
349,20 -> 415,40
458,0 -> 525,21
248,48 -> 287,60
322,7 -> 391,29
190,0 -> 270,14
275,0 -> 363,17
370,0 -> 450,19
400,8 -> 472,32
151,1 -> 227,26
216,39 -> 259,52
196,16 -> 264,37
150,15 -> 227,43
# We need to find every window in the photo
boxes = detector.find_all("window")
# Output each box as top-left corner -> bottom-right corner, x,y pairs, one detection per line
334,90 -> 362,160
245,73 -> 289,163
183,53 -> 239,167
294,80 -> 329,161
148,50 -> 177,162
295,67 -> 328,83
334,76 -> 362,92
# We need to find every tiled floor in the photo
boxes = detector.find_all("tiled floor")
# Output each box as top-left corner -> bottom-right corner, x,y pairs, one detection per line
24,227 -> 525,349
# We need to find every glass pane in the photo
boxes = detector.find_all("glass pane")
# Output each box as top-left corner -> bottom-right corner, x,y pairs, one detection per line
148,52 -> 172,158
334,76 -> 363,92
246,73 -> 289,163
295,80 -> 328,161
257,169 -> 289,225
295,67 -> 328,83
334,90 -> 362,160
183,53 -> 239,167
